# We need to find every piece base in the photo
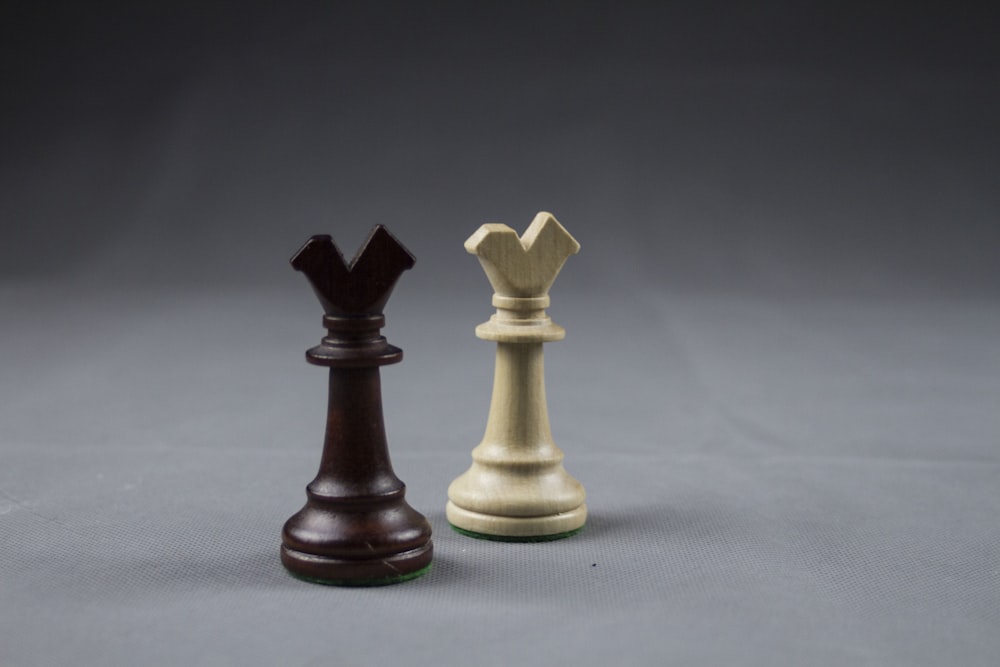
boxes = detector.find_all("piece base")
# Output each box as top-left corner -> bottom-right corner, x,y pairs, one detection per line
280,543 -> 432,586
285,563 -> 432,587
449,523 -> 583,542
445,500 -> 587,539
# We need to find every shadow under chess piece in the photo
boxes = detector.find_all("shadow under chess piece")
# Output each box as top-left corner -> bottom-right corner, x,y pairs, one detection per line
281,226 -> 432,585
447,212 -> 587,541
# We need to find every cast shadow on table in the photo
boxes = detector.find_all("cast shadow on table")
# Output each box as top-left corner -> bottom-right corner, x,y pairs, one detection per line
405,506 -> 682,589
422,505 -> 677,547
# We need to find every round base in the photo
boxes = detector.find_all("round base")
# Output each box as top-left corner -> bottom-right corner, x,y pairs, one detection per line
445,501 -> 586,540
286,563 -> 432,587
450,523 -> 583,542
280,543 -> 433,586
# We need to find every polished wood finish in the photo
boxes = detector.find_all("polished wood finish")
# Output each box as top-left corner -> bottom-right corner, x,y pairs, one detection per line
281,226 -> 432,585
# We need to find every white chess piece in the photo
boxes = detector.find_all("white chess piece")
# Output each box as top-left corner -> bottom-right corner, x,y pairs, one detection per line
447,212 -> 587,540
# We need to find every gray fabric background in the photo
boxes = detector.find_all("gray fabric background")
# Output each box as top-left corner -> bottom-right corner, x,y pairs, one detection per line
2,3 -> 999,665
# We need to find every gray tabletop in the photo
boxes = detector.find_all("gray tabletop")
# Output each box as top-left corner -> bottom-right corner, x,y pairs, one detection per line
2,4 -> 998,666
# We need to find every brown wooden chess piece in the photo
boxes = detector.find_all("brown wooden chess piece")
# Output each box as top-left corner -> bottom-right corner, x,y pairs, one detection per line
281,226 -> 433,585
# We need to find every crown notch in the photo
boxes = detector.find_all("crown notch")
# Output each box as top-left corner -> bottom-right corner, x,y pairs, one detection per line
465,212 -> 579,299
292,225 -> 415,316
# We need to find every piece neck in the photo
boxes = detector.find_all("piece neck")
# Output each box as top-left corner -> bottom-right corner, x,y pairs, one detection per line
306,313 -> 403,367
475,293 -> 565,343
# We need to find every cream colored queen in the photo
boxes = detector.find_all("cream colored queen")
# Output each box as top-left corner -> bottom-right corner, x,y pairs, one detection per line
447,212 -> 587,540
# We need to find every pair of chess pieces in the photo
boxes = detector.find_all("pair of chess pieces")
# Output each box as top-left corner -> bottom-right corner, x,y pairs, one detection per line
281,212 -> 586,586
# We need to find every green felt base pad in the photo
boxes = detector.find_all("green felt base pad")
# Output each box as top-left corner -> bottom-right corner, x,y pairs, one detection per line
449,523 -> 583,542
287,563 -> 432,587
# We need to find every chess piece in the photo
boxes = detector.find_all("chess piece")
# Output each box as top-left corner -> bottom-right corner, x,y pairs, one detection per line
447,212 -> 587,541
281,226 -> 433,585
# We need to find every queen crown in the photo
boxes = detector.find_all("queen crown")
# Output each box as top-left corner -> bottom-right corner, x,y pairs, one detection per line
466,212 -> 579,343
465,212 -> 580,299
291,225 -> 415,316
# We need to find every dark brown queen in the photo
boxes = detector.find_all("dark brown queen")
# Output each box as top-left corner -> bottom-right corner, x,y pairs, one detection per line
281,226 -> 432,585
